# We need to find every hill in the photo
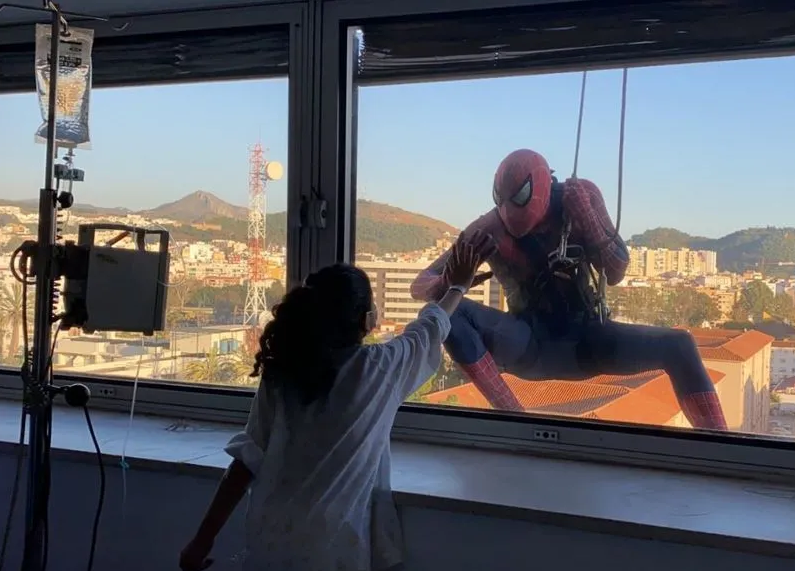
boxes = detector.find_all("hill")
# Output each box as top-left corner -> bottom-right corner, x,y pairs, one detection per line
0,191 -> 458,255
142,190 -> 248,221
158,197 -> 458,254
356,200 -> 458,253
2,192 -> 792,266
629,227 -> 795,273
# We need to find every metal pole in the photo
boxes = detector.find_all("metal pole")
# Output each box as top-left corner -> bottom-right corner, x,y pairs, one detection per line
21,7 -> 60,570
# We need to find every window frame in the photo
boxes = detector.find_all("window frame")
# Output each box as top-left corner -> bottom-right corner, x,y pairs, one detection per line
0,2 -> 314,419
316,0 -> 795,478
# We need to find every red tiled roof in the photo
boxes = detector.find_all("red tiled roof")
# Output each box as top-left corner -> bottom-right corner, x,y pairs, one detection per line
688,328 -> 774,362
501,376 -> 627,416
425,368 -> 726,427
773,341 -> 795,349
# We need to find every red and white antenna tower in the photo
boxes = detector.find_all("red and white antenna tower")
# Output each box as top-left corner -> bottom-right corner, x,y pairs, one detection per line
243,142 -> 283,344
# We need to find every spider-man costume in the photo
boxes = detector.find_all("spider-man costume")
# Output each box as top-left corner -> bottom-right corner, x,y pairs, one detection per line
411,149 -> 727,430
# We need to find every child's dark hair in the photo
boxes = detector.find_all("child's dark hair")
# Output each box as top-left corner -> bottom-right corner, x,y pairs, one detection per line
251,263 -> 373,405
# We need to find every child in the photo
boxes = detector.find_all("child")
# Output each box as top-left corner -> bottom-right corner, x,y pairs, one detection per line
179,231 -> 495,571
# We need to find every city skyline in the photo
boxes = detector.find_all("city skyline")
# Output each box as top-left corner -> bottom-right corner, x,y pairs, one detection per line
2,54 -> 795,238
0,188 -> 788,241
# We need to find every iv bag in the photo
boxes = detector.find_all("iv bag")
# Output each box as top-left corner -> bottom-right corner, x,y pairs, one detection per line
34,23 -> 94,149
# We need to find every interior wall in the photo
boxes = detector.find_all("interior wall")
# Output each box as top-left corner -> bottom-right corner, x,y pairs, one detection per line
0,452 -> 791,571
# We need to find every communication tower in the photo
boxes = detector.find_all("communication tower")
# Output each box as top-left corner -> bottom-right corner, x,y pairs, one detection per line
243,142 -> 283,347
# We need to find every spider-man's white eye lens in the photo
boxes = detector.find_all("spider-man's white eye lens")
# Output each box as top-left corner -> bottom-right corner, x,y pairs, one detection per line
492,184 -> 501,206
511,178 -> 533,207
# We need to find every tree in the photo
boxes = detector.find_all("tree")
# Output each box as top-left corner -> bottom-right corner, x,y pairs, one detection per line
182,348 -> 235,384
733,281 -> 776,322
362,333 -> 380,345
406,375 -> 436,403
606,287 -> 664,325
0,282 -> 26,361
436,356 -> 467,390
187,284 -> 247,324
771,294 -> 795,323
659,288 -> 721,327
227,343 -> 259,386
166,279 -> 202,328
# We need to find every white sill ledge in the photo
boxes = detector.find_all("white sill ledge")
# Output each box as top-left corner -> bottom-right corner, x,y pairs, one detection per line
1,399 -> 794,560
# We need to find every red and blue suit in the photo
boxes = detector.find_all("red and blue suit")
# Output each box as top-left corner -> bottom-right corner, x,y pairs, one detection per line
410,149 -> 727,430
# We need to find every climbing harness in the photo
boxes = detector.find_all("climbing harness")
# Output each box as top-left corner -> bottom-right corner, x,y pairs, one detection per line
548,68 -> 628,324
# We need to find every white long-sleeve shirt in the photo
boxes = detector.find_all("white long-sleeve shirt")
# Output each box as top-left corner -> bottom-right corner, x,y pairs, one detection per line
225,303 -> 451,571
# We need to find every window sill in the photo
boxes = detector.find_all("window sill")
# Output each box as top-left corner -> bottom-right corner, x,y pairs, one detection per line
0,399 -> 793,559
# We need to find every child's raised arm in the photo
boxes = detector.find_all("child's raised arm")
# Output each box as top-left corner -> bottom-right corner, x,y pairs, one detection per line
384,231 -> 495,401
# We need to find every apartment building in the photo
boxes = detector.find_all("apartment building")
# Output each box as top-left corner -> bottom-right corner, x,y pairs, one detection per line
696,274 -> 734,289
691,328 -> 773,433
627,247 -> 718,278
699,287 -> 739,321
772,340 -> 795,389
358,259 -> 503,326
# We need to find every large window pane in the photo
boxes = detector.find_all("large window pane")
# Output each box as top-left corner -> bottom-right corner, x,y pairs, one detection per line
0,77 -> 288,387
350,23 -> 795,439
355,0 -> 795,84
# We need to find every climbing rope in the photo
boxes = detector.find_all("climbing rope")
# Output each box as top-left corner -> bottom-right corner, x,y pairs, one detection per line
572,70 -> 588,179
614,67 -> 628,238
570,68 -> 626,237
566,68 -> 629,323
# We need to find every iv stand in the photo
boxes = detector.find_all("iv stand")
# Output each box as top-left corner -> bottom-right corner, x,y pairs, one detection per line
22,5 -> 61,569
0,3 -> 104,570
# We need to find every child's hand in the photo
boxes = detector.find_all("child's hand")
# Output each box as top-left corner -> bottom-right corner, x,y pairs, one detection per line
468,229 -> 498,261
446,231 -> 492,290
179,536 -> 214,571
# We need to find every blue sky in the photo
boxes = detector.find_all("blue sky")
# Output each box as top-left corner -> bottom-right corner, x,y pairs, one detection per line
1,54 -> 794,239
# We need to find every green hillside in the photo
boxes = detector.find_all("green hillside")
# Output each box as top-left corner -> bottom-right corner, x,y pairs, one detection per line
629,227 -> 795,274
154,200 -> 458,255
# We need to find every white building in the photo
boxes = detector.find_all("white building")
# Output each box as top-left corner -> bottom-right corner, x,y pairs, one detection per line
772,341 -> 795,389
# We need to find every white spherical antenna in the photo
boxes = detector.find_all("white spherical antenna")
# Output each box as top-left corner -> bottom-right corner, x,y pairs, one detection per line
264,161 -> 284,181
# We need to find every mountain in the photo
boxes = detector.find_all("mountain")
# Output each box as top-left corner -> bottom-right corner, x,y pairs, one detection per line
629,227 -> 795,273
0,197 -> 131,217
0,191 -> 458,255
8,189 -> 789,269
356,200 -> 458,254
158,196 -> 458,254
142,190 -> 248,221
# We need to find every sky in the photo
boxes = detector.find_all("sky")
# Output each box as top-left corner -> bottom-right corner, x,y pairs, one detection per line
2,54 -> 795,239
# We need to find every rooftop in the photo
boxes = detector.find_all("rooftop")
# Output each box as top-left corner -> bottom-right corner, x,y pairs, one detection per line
425,368 -> 726,427
425,326 -> 772,424
689,328 -> 774,362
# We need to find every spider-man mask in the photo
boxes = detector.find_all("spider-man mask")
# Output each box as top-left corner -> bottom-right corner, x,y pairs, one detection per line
492,149 -> 553,238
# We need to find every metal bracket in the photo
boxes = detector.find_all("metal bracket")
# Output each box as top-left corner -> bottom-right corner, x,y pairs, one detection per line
300,194 -> 327,229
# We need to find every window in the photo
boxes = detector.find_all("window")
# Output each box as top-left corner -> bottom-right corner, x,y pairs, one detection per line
342,0 -> 795,440
0,21 -> 294,390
